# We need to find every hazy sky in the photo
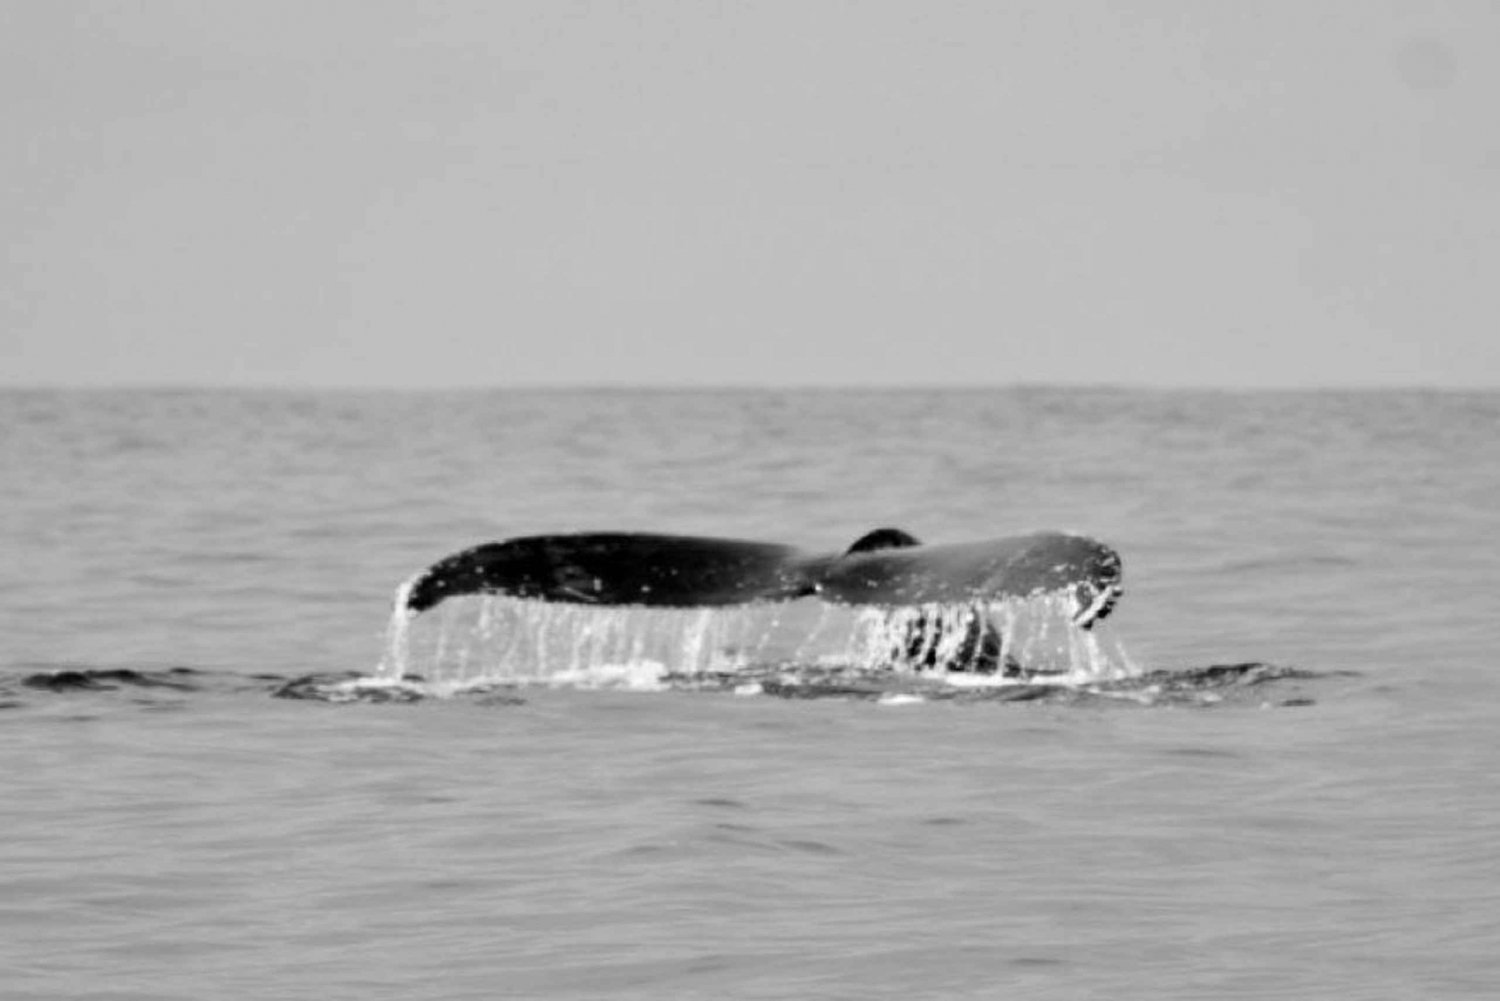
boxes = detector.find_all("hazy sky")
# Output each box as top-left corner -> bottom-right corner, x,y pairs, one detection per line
4,1 -> 1497,387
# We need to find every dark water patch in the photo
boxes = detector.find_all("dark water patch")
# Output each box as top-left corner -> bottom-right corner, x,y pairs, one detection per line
22,670 -> 116,692
684,954 -> 737,976
695,797 -> 749,809
1161,746 -> 1241,759
21,667 -> 200,692
703,828 -> 770,852
973,683 -> 1060,702
131,698 -> 190,712
1142,661 -> 1326,686
776,838 -> 843,855
1218,551 -> 1361,573
1117,662 -> 1362,707
1079,662 -> 1346,708
712,821 -> 760,833
759,676 -> 893,699
471,691 -> 528,707
616,843 -> 670,858
173,548 -> 280,566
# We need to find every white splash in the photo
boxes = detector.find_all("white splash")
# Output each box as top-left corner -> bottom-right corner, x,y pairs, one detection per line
373,585 -> 1140,692
373,573 -> 419,682
545,659 -> 670,692
377,593 -> 785,686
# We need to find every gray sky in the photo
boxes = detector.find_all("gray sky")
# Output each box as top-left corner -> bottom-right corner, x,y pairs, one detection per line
4,0 -> 1496,387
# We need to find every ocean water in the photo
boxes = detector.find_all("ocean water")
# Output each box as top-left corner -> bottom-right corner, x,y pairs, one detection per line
0,387 -> 1495,1000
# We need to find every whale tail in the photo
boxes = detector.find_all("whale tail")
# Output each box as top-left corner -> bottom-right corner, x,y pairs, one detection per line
403,527 -> 1120,625
398,528 -> 1121,676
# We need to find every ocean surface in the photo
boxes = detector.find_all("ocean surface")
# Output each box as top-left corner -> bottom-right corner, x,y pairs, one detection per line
0,386 -> 1495,1000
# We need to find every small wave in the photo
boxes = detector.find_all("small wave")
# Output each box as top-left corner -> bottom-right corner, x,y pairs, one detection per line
20,666 -> 201,692
1216,551 -> 1362,574
270,673 -> 528,703
1,661 -> 1345,709
272,660 -> 1334,707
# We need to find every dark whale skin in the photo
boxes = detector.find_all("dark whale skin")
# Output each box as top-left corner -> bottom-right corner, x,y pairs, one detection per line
404,529 -> 1122,628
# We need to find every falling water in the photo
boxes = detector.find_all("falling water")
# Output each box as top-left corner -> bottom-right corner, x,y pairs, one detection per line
376,574 -> 419,682
373,585 -> 1138,692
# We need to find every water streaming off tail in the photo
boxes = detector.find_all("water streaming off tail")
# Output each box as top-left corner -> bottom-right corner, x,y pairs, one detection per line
375,588 -> 1138,690
873,597 -> 1138,683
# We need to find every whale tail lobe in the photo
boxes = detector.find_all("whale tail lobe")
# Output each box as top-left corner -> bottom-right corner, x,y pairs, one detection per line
403,533 -> 815,613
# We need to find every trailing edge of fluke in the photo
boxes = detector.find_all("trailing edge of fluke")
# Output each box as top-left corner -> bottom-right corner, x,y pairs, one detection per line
401,528 -> 1123,629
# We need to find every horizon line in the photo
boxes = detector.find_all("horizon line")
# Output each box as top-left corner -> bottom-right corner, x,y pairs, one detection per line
0,380 -> 1495,395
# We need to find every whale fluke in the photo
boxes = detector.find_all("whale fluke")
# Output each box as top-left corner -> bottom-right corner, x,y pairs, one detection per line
403,529 -> 1122,629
